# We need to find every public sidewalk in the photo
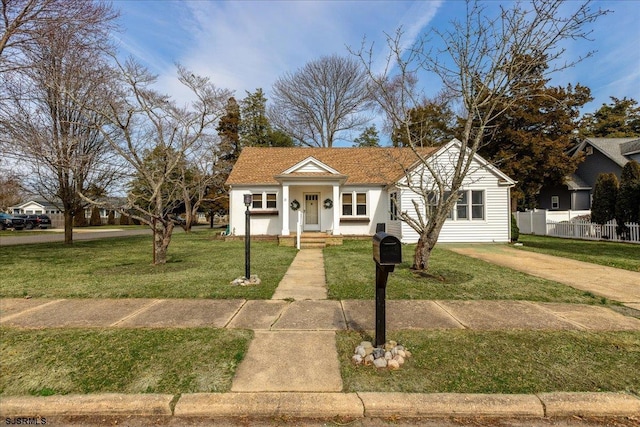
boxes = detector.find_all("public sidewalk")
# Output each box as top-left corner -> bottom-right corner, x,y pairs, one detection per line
2,248 -> 640,422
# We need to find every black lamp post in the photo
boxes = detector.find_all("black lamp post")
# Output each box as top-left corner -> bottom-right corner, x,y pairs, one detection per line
243,194 -> 252,278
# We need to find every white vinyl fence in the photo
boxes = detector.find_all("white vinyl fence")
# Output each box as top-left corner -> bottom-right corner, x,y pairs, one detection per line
546,219 -> 639,243
516,210 -> 640,244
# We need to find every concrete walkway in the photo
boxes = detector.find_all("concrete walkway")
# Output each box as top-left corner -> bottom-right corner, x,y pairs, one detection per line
271,248 -> 327,300
449,245 -> 640,310
3,298 -> 640,331
233,249 -> 342,392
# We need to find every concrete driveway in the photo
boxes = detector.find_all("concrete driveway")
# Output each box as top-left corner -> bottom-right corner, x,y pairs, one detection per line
449,245 -> 640,310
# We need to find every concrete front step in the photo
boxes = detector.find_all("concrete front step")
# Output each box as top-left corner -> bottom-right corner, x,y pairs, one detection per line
300,242 -> 326,249
278,233 -> 343,247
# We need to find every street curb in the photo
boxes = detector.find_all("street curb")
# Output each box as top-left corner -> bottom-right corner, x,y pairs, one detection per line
174,393 -> 363,418
2,392 -> 639,419
0,393 -> 173,417
539,392 -> 640,417
357,393 -> 544,417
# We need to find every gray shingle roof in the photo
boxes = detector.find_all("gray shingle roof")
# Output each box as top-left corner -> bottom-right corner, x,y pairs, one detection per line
583,137 -> 638,167
620,138 -> 640,155
565,174 -> 591,190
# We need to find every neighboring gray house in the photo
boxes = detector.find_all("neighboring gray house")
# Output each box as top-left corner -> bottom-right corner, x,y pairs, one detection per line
537,137 -> 640,210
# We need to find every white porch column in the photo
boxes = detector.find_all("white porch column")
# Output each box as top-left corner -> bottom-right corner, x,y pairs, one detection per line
281,184 -> 290,235
332,184 -> 340,235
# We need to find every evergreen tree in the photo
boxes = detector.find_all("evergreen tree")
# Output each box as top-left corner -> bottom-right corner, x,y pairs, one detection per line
240,89 -> 295,147
353,125 -> 380,147
590,173 -> 618,225
580,97 -> 640,137
268,129 -> 295,147
615,160 -> 640,238
89,206 -> 102,226
478,56 -> 591,209
240,89 -> 270,147
216,97 -> 242,167
392,100 -> 455,147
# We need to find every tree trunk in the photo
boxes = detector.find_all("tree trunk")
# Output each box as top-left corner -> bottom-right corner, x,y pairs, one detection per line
63,210 -> 74,244
413,229 -> 440,271
153,221 -> 174,265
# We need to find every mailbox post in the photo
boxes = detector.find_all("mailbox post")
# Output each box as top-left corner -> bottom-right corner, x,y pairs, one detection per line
244,194 -> 252,279
372,232 -> 402,347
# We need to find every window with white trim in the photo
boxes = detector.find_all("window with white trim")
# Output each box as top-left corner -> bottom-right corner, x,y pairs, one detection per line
342,191 -> 367,216
251,192 -> 277,210
389,192 -> 398,220
551,195 -> 559,210
471,190 -> 484,220
440,190 -> 485,221
456,191 -> 468,219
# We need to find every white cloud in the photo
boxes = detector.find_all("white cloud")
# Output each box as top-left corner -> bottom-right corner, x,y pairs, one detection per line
116,0 -> 442,103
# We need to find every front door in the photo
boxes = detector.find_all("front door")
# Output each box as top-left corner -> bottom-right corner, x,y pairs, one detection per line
304,193 -> 320,231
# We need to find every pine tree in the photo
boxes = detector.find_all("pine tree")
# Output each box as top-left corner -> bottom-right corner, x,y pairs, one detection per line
590,173 -> 618,225
240,89 -> 270,147
478,57 -> 591,209
580,97 -> 640,137
353,125 -> 380,147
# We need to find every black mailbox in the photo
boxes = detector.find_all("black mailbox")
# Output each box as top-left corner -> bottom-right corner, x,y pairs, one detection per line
373,232 -> 402,266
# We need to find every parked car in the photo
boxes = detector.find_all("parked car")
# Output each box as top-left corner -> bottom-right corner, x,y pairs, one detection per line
14,214 -> 52,229
0,213 -> 26,230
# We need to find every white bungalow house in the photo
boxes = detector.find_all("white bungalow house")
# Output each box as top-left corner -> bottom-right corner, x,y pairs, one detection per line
225,139 -> 516,245
9,200 -> 62,215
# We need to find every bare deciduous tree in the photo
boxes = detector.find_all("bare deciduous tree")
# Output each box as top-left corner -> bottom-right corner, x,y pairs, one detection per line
93,60 -> 231,264
355,0 -> 607,270
0,0 -> 117,72
0,0 -> 119,244
270,54 -> 371,147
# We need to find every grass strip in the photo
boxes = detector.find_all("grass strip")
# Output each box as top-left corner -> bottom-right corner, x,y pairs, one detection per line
0,328 -> 252,396
0,229 -> 297,299
325,240 -> 606,304
517,235 -> 640,272
338,330 -> 640,394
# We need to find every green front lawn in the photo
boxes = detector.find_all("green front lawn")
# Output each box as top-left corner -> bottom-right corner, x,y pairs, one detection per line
517,234 -> 640,272
338,330 -> 640,394
325,240 -> 606,304
0,328 -> 252,395
0,229 -> 297,299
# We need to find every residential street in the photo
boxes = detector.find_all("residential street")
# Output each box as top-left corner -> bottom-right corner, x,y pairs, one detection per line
0,227 -> 194,246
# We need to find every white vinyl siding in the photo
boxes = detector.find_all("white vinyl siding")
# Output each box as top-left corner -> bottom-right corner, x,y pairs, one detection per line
397,143 -> 511,243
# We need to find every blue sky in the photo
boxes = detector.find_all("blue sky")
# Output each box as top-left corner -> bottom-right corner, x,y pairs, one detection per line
113,0 -> 640,139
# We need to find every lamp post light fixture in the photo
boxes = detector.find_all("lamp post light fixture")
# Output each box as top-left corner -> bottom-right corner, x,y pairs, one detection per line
243,194 -> 252,279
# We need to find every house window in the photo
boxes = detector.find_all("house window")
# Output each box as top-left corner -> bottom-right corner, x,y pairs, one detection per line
342,193 -> 352,216
551,195 -> 559,210
456,191 -> 468,219
252,194 -> 262,209
342,192 -> 367,216
433,190 -> 486,221
252,192 -> 277,210
389,192 -> 398,220
471,190 -> 484,220
356,193 -> 367,215
266,193 -> 277,209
